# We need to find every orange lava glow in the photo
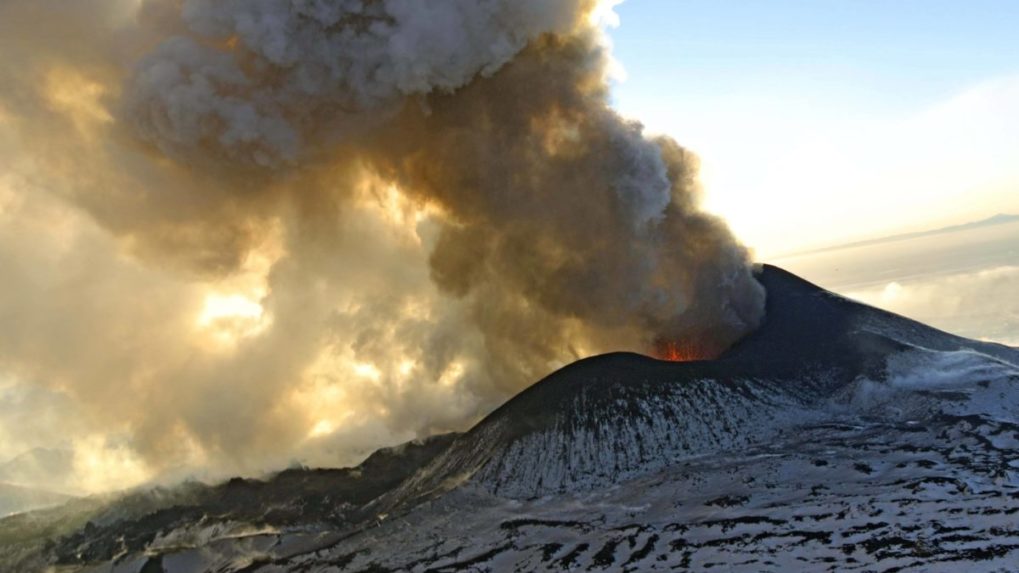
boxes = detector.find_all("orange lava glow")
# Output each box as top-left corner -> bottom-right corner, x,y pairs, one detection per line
653,340 -> 709,362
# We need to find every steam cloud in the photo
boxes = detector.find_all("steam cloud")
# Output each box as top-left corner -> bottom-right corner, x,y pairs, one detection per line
0,0 -> 763,490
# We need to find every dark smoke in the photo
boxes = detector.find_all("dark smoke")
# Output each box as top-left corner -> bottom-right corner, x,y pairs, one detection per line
0,0 -> 763,490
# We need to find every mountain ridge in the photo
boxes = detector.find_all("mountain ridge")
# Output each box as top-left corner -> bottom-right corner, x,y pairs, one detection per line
5,265 -> 1019,572
777,213 -> 1019,259
380,264 -> 1018,505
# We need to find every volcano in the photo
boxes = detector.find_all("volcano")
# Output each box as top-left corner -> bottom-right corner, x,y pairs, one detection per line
5,265 -> 1019,572
382,265 -> 1018,502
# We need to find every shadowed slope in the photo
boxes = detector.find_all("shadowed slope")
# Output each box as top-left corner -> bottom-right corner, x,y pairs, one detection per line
1,434 -> 458,570
7,266 -> 1019,572
725,265 -> 1017,369
385,265 -> 1019,501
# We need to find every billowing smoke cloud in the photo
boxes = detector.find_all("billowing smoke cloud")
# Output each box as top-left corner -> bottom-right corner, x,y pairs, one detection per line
0,0 -> 763,491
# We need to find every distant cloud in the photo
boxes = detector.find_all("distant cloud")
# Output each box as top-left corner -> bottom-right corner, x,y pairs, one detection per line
845,266 -> 1019,347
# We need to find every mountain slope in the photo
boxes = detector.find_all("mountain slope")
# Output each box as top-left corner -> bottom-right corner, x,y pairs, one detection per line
385,265 -> 1018,502
0,434 -> 457,572
5,265 -> 1019,572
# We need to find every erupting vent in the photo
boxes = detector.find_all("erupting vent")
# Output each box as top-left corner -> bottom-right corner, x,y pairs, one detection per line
653,339 -> 712,362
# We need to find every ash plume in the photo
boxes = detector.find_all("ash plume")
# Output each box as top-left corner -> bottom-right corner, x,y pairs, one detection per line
0,0 -> 763,488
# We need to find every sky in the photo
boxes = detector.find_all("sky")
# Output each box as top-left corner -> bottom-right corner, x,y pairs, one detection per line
609,0 -> 1019,257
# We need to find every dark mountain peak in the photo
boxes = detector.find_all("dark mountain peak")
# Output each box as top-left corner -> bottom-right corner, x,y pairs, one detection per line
756,262 -> 824,289
386,265 -> 1019,503
727,264 -> 1015,369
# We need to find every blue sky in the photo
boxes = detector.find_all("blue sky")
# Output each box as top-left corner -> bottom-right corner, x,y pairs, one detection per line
608,1 -> 1019,256
612,0 -> 1019,112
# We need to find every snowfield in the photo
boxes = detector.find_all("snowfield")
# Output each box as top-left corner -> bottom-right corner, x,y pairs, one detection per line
6,266 -> 1019,572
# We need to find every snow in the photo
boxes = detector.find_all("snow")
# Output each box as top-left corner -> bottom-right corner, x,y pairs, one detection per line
15,266 -> 1019,572
130,409 -> 1019,572
77,342 -> 1019,572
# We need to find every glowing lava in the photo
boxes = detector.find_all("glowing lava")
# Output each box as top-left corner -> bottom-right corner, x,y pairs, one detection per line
653,340 -> 709,362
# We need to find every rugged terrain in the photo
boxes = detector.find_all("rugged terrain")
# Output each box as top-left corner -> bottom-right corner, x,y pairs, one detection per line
3,265 -> 1019,572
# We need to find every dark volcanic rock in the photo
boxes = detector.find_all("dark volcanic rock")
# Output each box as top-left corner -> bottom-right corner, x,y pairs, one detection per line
6,265 -> 1019,572
385,265 -> 1019,501
48,433 -> 458,566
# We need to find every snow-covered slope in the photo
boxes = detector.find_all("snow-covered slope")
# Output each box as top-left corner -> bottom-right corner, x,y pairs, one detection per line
5,265 -> 1019,572
384,265 -> 1018,504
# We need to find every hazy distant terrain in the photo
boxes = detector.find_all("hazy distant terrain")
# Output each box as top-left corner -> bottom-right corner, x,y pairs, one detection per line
784,214 -> 1019,258
777,216 -> 1019,346
0,483 -> 71,517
